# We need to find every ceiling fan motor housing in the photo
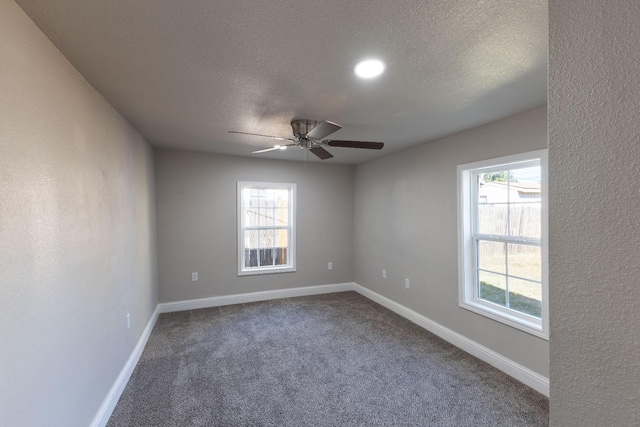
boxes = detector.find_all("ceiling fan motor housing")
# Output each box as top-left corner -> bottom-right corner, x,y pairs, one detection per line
290,119 -> 318,138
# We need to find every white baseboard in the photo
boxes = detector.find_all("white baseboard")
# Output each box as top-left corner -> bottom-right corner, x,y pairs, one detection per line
351,283 -> 549,397
158,282 -> 353,313
90,305 -> 160,427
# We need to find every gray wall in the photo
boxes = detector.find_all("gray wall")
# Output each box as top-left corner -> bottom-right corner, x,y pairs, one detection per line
549,2 -> 640,425
0,1 -> 158,426
155,150 -> 354,302
354,107 -> 549,377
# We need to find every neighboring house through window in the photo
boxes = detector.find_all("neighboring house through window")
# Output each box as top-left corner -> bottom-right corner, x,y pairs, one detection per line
457,150 -> 548,338
237,182 -> 296,275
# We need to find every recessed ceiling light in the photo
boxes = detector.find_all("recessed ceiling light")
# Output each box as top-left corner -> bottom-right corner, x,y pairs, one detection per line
354,59 -> 386,79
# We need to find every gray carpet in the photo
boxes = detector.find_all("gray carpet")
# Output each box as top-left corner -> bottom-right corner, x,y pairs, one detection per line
108,292 -> 548,426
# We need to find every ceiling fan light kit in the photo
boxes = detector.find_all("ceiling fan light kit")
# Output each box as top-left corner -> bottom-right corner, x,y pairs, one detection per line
228,119 -> 384,160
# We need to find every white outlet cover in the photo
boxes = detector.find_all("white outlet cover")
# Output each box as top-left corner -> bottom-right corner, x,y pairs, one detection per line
382,269 -> 387,278
405,278 -> 410,288
328,262 -> 333,270
192,272 -> 198,281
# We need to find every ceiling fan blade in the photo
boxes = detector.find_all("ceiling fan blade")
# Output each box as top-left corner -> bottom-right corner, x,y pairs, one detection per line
306,121 -> 342,140
324,140 -> 384,150
309,146 -> 334,160
251,146 -> 280,154
252,143 -> 297,154
228,130 -> 294,142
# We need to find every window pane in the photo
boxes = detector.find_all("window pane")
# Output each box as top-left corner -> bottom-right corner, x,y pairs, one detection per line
273,247 -> 287,265
243,187 -> 291,208
258,208 -> 275,226
478,203 -> 508,235
259,248 -> 274,266
274,208 -> 289,226
273,189 -> 290,205
478,240 -> 506,274
507,244 -> 541,282
246,188 -> 265,205
244,230 -> 258,249
507,278 -> 542,318
510,166 -> 541,189
243,206 -> 258,227
509,203 -> 541,239
259,229 -> 274,250
242,188 -> 251,205
256,229 -> 289,265
478,175 -> 510,203
274,228 -> 288,250
478,271 -> 507,308
243,230 -> 259,268
244,249 -> 258,268
259,228 -> 275,266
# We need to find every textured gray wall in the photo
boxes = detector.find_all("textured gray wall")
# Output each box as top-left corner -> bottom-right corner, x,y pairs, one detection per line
549,1 -> 640,425
354,107 -> 549,377
0,1 -> 158,426
155,150 -> 354,302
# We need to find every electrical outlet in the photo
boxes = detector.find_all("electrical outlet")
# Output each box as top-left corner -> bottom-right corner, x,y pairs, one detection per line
382,269 -> 387,279
126,313 -> 131,330
405,278 -> 410,289
328,262 -> 333,270
192,272 -> 198,281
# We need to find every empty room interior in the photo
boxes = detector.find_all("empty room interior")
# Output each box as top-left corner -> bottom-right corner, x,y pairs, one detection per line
2,0 -> 639,426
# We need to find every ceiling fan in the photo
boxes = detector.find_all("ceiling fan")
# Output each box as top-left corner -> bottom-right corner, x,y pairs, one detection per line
228,119 -> 384,160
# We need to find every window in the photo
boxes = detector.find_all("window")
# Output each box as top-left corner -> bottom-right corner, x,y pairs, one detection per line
237,182 -> 296,275
457,150 -> 548,338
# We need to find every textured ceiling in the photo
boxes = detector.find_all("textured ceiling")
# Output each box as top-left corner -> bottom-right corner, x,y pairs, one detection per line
15,0 -> 547,164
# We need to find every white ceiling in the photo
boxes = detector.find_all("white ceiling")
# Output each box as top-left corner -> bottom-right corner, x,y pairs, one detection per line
15,0 -> 547,164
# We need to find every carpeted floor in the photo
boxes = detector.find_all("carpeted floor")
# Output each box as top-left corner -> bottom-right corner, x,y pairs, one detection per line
108,291 -> 548,426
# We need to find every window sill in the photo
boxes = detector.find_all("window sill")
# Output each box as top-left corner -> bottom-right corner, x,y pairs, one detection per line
238,266 -> 296,276
459,299 -> 548,340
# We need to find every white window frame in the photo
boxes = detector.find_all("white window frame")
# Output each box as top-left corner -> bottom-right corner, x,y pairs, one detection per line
457,150 -> 548,339
237,181 -> 296,276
